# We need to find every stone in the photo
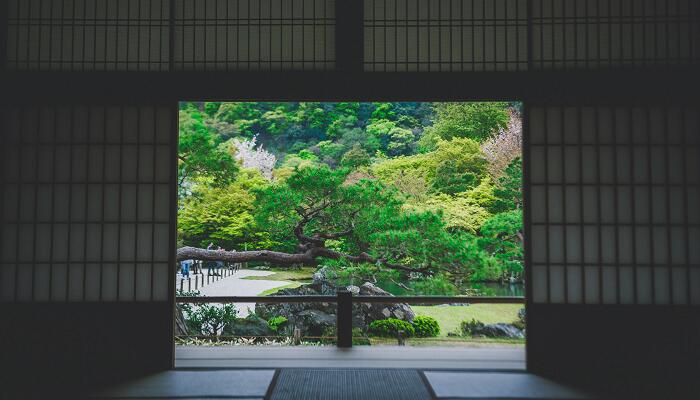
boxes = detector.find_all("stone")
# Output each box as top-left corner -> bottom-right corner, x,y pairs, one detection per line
358,282 -> 415,323
294,310 -> 336,337
471,323 -> 524,339
226,315 -> 272,337
254,267 -> 415,337
346,285 -> 360,295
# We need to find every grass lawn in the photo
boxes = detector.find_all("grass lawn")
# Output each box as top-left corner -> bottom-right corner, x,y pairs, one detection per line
242,267 -> 315,282
412,304 -> 523,337
257,282 -> 305,296
367,336 -> 524,347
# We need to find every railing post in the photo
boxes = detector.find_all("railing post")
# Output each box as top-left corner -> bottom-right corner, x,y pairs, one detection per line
336,288 -> 352,348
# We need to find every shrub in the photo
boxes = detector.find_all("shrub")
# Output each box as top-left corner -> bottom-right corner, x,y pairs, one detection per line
323,326 -> 369,345
186,304 -> 237,336
267,316 -> 288,332
368,318 -> 415,338
412,315 -> 440,337
460,318 -> 484,336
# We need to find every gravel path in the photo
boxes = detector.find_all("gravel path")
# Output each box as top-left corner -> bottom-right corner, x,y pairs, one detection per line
178,270 -> 293,317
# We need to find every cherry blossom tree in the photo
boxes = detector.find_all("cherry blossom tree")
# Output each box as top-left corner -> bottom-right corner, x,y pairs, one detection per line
231,136 -> 276,179
481,110 -> 522,177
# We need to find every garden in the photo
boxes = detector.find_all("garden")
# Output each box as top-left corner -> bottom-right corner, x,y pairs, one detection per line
176,101 -> 524,346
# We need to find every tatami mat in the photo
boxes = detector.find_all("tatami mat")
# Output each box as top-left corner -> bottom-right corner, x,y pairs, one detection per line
424,371 -> 595,399
90,369 -> 276,399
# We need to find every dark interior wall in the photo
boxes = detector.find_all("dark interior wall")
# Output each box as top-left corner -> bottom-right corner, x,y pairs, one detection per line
527,304 -> 700,397
0,303 -> 173,396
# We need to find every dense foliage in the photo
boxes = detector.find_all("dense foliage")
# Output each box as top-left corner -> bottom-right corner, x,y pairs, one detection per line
412,315 -> 441,337
267,316 -> 289,332
184,304 -> 237,336
178,102 -> 523,293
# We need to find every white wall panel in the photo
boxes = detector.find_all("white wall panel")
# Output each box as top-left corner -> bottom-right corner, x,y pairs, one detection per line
531,0 -> 700,69
0,105 -> 175,302
528,105 -> 700,305
364,0 -> 529,71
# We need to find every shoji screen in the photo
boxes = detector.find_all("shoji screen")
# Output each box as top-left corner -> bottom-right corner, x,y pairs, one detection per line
527,105 -> 700,306
363,0 -> 528,71
531,0 -> 700,70
363,0 -> 699,72
0,105 -> 175,302
5,0 -> 171,71
5,0 -> 336,71
173,0 -> 336,70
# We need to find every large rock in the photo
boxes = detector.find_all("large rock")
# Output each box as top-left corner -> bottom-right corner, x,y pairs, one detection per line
255,267 -> 414,337
472,323 -> 524,339
294,310 -> 336,337
357,282 -> 415,323
225,315 -> 272,337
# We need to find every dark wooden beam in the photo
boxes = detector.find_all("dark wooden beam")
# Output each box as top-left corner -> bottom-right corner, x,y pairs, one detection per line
336,0 -> 364,73
2,70 -> 697,104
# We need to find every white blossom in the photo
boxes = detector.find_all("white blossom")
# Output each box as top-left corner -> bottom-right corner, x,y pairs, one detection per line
231,136 -> 276,179
481,109 -> 522,177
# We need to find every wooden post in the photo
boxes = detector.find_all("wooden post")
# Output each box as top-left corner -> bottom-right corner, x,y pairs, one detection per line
293,328 -> 301,345
397,330 -> 406,346
337,289 -> 353,348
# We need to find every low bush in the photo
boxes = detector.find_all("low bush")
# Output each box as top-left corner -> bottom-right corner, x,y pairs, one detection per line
412,315 -> 440,337
460,318 -> 484,336
267,316 -> 288,332
322,326 -> 370,345
368,318 -> 415,338
186,304 -> 237,336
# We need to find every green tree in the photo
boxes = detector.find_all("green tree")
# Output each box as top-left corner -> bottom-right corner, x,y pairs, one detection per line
178,166 -> 475,277
370,102 -> 397,121
178,169 -> 269,249
340,144 -> 372,169
178,109 -> 238,189
419,102 -> 510,151
479,210 -> 523,281
429,138 -> 488,194
491,157 -> 522,213
386,126 -> 415,156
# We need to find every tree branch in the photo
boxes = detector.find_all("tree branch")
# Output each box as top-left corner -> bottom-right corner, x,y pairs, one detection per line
177,246 -> 314,265
176,246 -> 431,274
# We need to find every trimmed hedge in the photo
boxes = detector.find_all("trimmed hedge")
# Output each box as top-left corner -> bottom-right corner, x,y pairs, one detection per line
412,315 -> 440,337
368,318 -> 415,338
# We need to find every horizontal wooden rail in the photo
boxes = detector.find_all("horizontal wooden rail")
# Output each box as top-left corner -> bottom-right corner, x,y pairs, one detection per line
176,290 -> 525,348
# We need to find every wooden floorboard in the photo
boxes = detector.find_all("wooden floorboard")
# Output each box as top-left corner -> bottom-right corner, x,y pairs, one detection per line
175,345 -> 526,370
